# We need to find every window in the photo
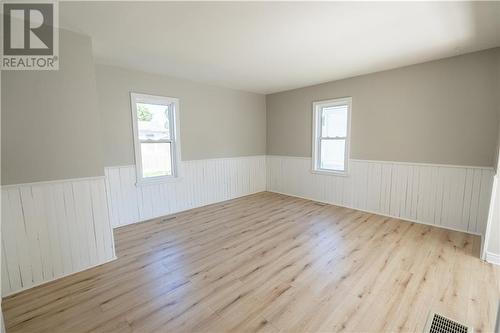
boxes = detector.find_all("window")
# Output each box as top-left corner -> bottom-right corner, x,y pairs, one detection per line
130,93 -> 181,184
312,97 -> 351,175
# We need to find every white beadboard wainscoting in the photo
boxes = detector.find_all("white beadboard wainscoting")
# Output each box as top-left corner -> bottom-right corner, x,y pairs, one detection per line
105,155 -> 267,228
266,156 -> 494,235
1,177 -> 116,296
1,154 -> 495,296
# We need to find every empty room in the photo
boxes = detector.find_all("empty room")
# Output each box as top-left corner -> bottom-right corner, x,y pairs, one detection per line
1,1 -> 500,332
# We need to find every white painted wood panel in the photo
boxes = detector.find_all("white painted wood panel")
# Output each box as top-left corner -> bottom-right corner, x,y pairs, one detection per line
105,156 -> 267,228
266,156 -> 494,235
1,177 -> 115,296
2,154 -> 491,296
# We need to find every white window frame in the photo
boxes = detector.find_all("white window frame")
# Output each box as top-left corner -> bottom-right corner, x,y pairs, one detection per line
130,92 -> 181,185
312,97 -> 352,176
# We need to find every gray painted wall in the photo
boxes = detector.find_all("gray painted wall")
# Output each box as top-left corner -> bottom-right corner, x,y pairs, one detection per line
487,54 -> 500,257
95,65 -> 266,166
267,48 -> 500,167
1,29 -> 104,185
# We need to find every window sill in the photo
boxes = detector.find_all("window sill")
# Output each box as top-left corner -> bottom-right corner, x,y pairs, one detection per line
311,169 -> 349,177
135,176 -> 182,186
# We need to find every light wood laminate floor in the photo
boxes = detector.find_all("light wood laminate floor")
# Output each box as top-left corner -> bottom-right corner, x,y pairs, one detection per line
3,192 -> 500,333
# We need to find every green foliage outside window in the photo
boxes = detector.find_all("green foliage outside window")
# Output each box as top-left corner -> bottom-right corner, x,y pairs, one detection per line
137,104 -> 152,121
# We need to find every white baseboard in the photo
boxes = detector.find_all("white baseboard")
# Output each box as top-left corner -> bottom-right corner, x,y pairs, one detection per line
2,154 -> 495,298
266,156 -> 494,236
268,190 -> 483,237
105,155 -> 267,228
485,251 -> 500,266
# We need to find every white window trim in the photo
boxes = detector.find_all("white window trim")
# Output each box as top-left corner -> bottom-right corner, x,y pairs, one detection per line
130,92 -> 182,185
311,97 -> 352,176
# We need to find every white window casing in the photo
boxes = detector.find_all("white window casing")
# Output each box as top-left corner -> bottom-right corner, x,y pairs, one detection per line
130,92 -> 181,185
312,97 -> 352,176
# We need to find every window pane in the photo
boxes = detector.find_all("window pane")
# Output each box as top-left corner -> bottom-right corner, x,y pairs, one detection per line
321,105 -> 348,137
141,142 -> 172,177
320,139 -> 345,171
137,102 -> 170,141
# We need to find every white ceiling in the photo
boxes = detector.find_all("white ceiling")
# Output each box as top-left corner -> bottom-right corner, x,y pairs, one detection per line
60,1 -> 500,94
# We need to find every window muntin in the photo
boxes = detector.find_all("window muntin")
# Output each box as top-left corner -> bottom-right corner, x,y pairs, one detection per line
131,93 -> 180,184
312,98 -> 351,175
